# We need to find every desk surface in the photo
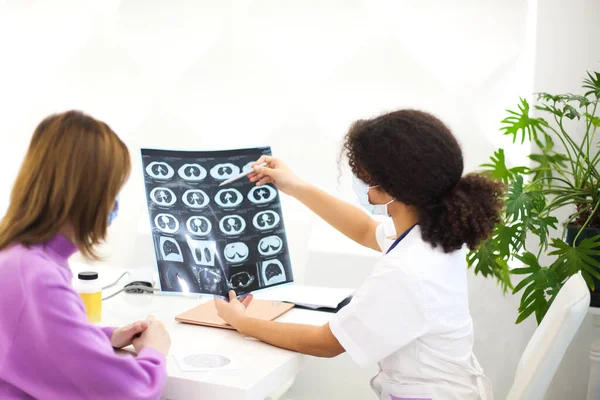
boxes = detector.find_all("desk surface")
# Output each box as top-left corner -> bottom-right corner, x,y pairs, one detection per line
73,264 -> 334,400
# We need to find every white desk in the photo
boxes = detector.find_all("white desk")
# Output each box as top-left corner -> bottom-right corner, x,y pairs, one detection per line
72,264 -> 334,400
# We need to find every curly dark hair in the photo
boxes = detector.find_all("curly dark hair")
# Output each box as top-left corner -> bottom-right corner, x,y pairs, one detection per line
341,109 -> 505,253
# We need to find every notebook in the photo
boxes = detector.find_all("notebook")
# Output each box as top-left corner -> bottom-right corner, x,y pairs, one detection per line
175,299 -> 295,329
252,285 -> 355,310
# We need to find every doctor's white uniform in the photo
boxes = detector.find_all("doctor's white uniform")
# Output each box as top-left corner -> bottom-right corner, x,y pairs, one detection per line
329,222 -> 493,400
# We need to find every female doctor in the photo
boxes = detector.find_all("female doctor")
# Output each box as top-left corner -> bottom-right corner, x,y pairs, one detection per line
215,109 -> 503,399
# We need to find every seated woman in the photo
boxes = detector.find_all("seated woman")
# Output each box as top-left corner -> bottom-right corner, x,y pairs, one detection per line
216,109 -> 503,399
0,111 -> 170,400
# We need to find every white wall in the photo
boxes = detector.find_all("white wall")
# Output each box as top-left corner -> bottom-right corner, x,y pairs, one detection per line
0,0 -> 582,399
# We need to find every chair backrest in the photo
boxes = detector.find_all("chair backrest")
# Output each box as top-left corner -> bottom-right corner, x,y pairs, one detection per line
507,272 -> 590,400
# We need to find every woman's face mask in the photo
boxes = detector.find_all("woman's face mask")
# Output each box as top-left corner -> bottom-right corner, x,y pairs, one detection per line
352,176 -> 394,216
108,196 -> 120,226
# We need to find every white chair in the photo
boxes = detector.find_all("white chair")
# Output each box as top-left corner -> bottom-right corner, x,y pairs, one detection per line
507,272 -> 590,400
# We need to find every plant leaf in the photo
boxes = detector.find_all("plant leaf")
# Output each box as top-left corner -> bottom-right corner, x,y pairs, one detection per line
501,98 -> 549,144
512,193 -> 558,250
583,71 -> 600,99
528,151 -> 569,186
511,251 -> 561,324
527,213 -> 559,249
519,282 -> 537,308
513,273 -> 536,293
494,223 -> 523,257
582,270 -> 595,291
563,104 -> 581,120
536,92 -> 571,103
535,104 -> 563,118
565,94 -> 592,108
481,148 -> 529,184
466,239 -> 512,293
505,176 -> 545,223
515,299 -> 538,324
549,237 -> 600,285
496,258 -> 514,292
584,112 -> 600,127
513,252 -> 543,274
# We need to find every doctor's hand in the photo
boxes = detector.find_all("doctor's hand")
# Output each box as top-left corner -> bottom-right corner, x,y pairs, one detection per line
249,156 -> 305,196
132,316 -> 171,357
215,290 -> 253,331
110,320 -> 149,349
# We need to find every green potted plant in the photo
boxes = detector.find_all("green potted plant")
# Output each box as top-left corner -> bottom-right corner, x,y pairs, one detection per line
467,70 -> 600,324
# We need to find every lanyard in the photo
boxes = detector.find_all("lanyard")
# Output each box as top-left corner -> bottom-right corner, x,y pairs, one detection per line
385,224 -> 417,255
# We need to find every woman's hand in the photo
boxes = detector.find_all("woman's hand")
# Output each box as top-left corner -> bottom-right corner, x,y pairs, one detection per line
132,316 -> 171,357
110,320 -> 149,349
248,156 -> 305,196
215,291 -> 253,332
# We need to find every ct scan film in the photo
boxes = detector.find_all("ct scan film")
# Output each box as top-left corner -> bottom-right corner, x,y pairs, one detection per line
141,147 -> 293,298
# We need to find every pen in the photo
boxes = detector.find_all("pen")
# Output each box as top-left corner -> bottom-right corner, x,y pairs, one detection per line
218,162 -> 267,186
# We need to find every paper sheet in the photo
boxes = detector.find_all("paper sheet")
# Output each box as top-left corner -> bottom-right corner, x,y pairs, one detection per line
253,285 -> 354,309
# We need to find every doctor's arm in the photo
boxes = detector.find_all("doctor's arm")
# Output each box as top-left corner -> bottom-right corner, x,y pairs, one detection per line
216,292 -> 345,358
250,155 -> 380,251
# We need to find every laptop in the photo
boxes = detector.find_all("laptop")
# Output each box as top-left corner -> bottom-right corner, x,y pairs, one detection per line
175,299 -> 295,329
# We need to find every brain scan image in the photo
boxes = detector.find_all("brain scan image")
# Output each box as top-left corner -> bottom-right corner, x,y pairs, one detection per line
247,185 -> 277,205
224,242 -> 249,264
252,210 -> 280,231
154,213 -> 179,234
186,216 -> 212,236
182,189 -> 209,209
228,271 -> 255,290
186,238 -> 217,267
258,236 -> 283,257
150,187 -> 177,207
146,162 -> 174,180
178,163 -> 207,182
198,267 -> 224,294
159,237 -> 183,262
261,259 -> 286,286
215,188 -> 243,208
219,215 -> 246,236
210,163 -> 241,181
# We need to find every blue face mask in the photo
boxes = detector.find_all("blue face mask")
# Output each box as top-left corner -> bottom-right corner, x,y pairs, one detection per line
352,176 -> 394,216
108,196 -> 120,226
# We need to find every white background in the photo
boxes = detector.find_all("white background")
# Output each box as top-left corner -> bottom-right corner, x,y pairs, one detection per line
0,0 -> 598,398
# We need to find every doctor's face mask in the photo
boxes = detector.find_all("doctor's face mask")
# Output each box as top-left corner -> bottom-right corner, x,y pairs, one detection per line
107,196 -> 120,226
352,175 -> 394,216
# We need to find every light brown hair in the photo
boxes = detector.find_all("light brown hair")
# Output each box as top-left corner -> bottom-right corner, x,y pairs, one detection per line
0,110 -> 131,259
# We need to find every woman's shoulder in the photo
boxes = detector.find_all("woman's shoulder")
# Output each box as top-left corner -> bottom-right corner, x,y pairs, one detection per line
0,243 -> 67,287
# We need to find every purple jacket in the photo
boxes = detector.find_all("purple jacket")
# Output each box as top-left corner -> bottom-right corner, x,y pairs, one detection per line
0,235 -> 167,399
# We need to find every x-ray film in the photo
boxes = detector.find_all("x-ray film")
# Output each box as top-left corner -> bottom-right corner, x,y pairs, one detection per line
141,147 -> 293,297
